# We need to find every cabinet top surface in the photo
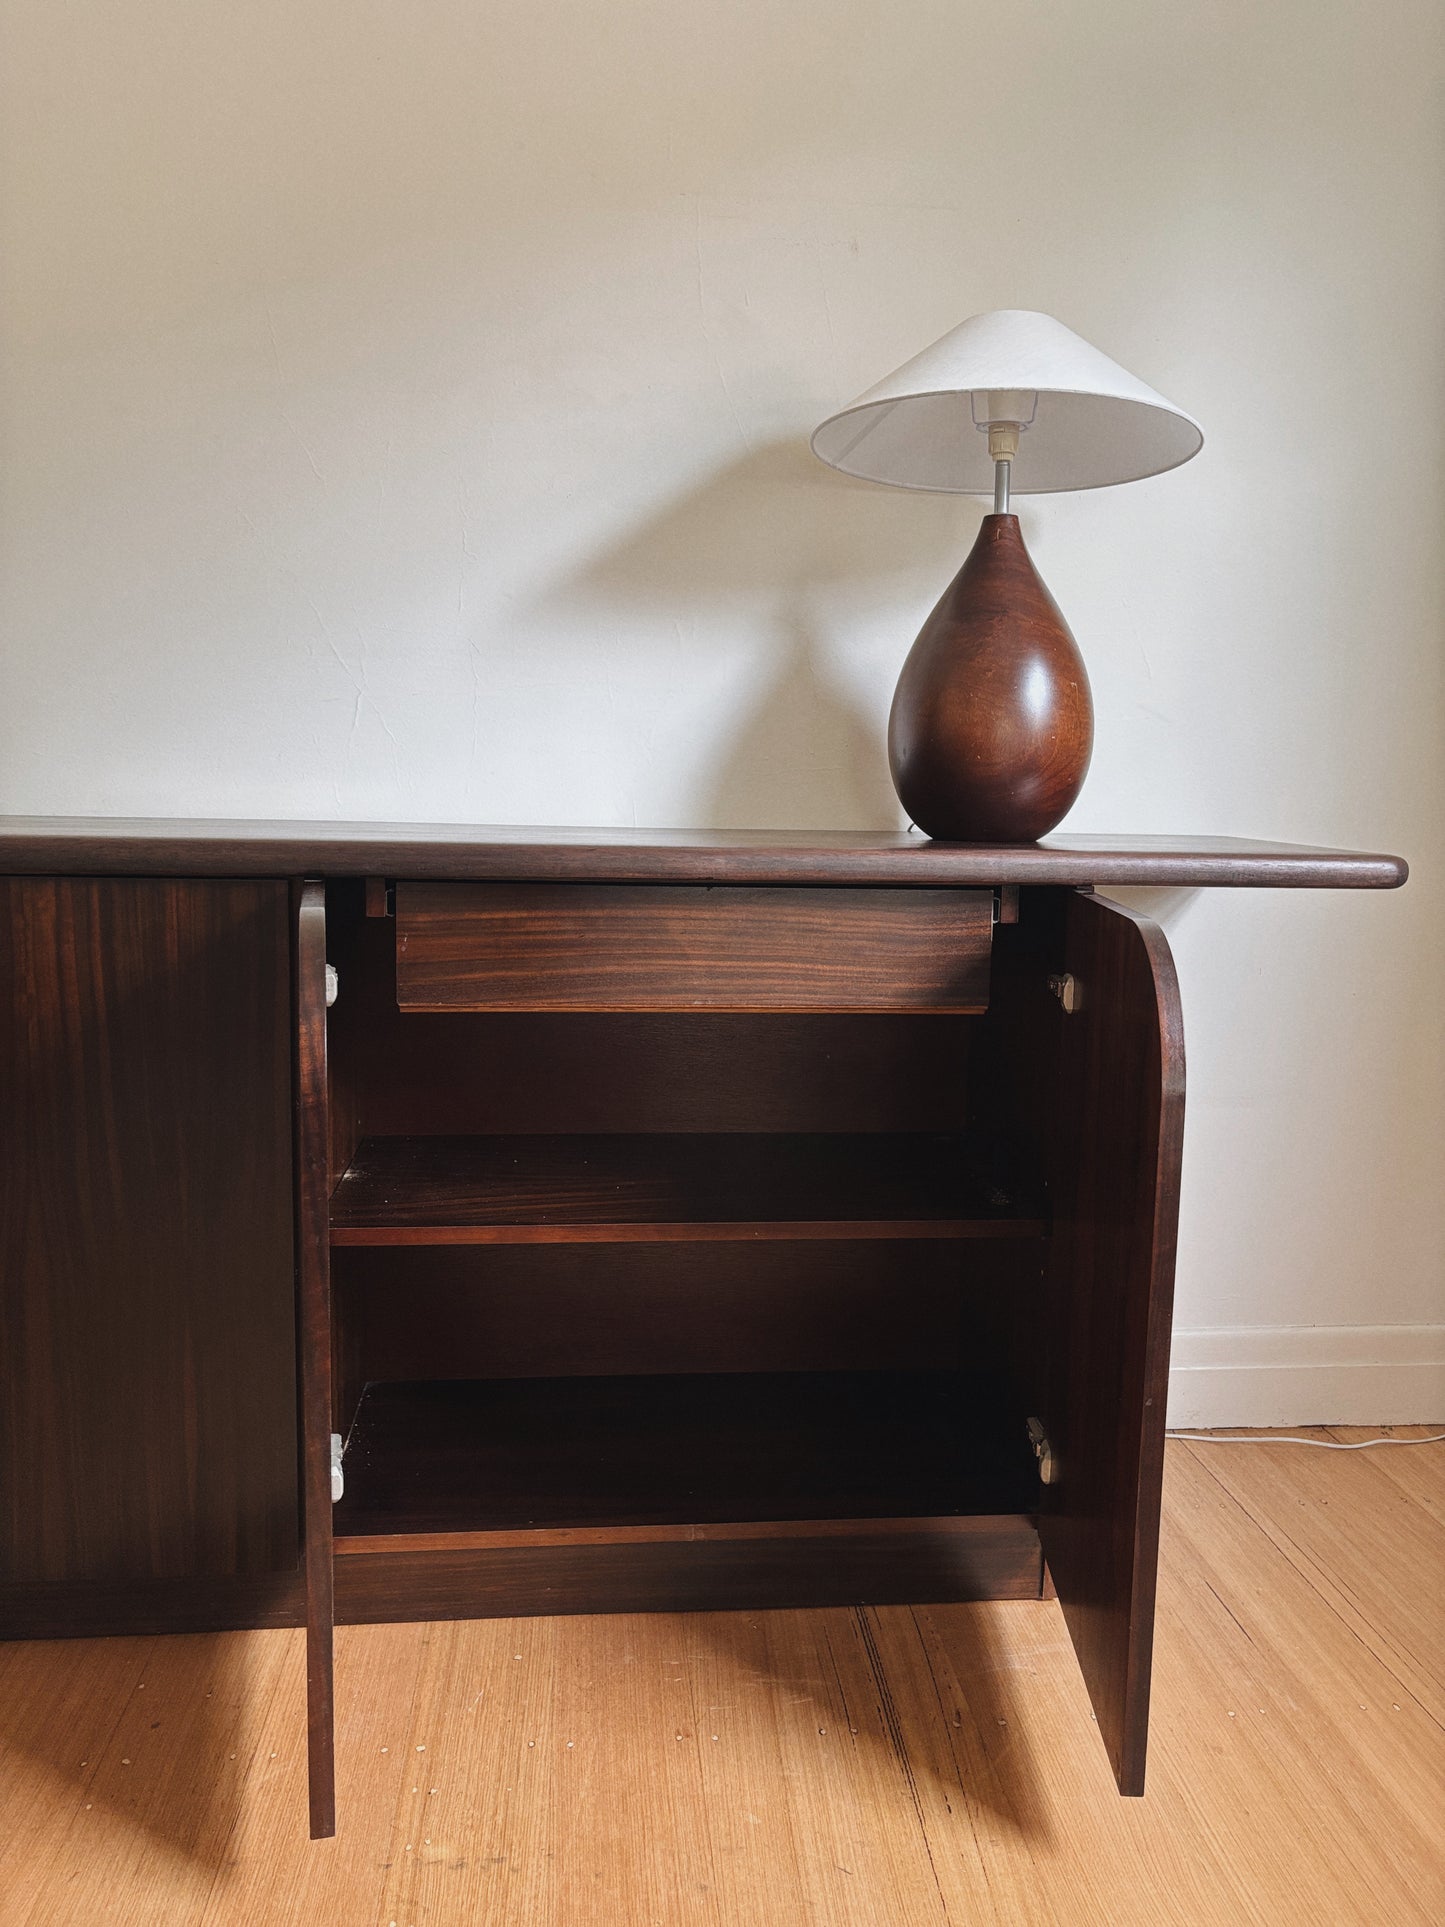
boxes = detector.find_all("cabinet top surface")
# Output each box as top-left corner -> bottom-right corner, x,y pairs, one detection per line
0,817 -> 1407,887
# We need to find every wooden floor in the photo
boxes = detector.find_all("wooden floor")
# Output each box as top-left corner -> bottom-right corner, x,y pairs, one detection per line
1,1428 -> 1441,1926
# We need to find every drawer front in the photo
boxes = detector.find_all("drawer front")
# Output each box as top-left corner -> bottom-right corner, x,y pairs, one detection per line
394,883 -> 992,1013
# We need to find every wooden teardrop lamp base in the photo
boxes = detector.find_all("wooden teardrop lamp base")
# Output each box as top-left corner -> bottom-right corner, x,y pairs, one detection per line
887,513 -> 1094,843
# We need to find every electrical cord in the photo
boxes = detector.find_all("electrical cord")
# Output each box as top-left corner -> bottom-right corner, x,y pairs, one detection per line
1168,1431 -> 1445,1449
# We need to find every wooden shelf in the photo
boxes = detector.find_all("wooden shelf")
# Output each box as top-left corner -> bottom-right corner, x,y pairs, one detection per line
329,1132 -> 1045,1246
331,1371 -> 1041,1544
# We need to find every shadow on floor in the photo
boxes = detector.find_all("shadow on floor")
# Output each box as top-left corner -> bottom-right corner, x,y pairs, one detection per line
697,1596 -> 1061,1847
0,1623 -> 298,1872
0,1587 -> 1067,1870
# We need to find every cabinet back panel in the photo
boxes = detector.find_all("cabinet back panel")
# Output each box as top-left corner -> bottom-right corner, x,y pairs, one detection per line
333,1242 -> 1042,1393
374,1010 -> 975,1135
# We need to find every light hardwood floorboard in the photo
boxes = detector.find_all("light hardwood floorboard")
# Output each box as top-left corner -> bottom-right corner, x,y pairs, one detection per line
1177,1426 -> 1445,1719
1324,1424 -> 1445,1528
1,1432 -> 1440,1927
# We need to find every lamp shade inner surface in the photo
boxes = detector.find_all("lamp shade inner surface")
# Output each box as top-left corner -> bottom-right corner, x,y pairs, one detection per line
811,309 -> 1203,494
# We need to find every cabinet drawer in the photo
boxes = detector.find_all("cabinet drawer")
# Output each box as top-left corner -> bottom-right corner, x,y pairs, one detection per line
394,883 -> 992,1013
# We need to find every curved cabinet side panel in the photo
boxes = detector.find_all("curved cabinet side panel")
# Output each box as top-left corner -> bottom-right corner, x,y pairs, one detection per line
981,885 -> 1184,1794
1039,890 -> 1185,1794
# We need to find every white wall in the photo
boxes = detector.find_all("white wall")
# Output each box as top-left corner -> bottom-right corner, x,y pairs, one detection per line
1,1 -> 1440,1421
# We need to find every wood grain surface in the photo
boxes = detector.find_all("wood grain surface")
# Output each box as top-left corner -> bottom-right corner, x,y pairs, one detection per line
325,1370 -> 1044,1621
888,513 -> 1093,841
1035,892 -> 1184,1796
0,817 -> 1409,887
328,1132 -> 1043,1243
394,882 -> 994,1011
325,889 -> 985,1137
0,879 -> 298,1618
331,1239 -> 1035,1387
975,888 -> 1184,1795
331,1516 -> 1045,1625
0,1431 -> 1438,1925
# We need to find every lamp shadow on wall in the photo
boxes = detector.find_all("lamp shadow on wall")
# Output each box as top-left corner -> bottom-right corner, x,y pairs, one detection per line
704,610 -> 888,831
542,436 -> 983,831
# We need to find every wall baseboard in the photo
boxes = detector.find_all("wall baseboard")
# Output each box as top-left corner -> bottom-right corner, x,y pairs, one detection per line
1166,1324 -> 1445,1428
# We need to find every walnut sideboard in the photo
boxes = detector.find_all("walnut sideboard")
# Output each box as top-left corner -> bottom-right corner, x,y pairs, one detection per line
0,820 -> 1407,1836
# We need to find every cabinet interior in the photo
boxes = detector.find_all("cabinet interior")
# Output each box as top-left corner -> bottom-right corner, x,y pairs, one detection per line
324,884 -> 1050,1569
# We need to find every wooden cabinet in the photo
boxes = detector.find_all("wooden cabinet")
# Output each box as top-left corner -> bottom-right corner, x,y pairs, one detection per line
0,822 -> 1407,1840
0,878 -> 300,1636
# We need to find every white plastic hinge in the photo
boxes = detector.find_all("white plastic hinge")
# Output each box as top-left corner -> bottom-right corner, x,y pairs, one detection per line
330,1432 -> 344,1503
1027,1417 -> 1059,1486
1047,971 -> 1081,1014
325,963 -> 339,1008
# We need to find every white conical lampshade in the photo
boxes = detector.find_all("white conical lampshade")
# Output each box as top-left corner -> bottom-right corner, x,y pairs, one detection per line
810,309 -> 1203,494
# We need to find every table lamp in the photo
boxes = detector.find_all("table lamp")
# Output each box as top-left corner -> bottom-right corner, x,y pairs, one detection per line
810,310 -> 1203,842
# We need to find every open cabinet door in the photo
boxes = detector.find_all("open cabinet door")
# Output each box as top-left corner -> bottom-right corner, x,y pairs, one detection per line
1037,890 -> 1184,1794
985,886 -> 1184,1795
293,880 -> 336,1837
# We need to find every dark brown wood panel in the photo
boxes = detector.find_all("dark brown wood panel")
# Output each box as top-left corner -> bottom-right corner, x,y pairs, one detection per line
326,888 -> 981,1137
292,880 -> 336,1840
394,883 -> 994,1013
323,881 -> 366,1191
323,883 -> 370,1443
333,1240 -> 1040,1383
332,1516 -> 1043,1623
360,1010 -> 979,1136
328,1133 -> 1043,1244
1048,892 -> 1182,1796
0,878 -> 297,1609
0,818 -> 1409,889
0,1572 -> 303,1640
335,1516 -> 1028,1555
331,1373 -> 1041,1537
986,889 -> 1184,1796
